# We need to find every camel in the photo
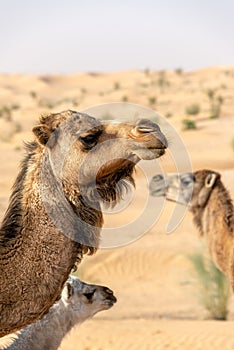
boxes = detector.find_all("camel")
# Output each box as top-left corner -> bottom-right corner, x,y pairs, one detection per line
149,170 -> 234,289
0,110 -> 167,336
5,276 -> 117,350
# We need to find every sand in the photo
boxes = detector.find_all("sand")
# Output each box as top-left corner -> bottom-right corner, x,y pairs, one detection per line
0,67 -> 233,349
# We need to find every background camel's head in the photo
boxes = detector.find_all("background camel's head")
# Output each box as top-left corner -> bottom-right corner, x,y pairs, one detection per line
33,110 -> 167,204
61,276 -> 117,322
149,170 -> 221,208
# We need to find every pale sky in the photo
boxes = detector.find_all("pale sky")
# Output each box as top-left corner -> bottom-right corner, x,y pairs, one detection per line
1,0 -> 234,74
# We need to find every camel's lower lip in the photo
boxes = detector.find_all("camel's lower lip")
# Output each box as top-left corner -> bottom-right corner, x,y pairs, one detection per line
128,147 -> 166,161
104,296 -> 117,304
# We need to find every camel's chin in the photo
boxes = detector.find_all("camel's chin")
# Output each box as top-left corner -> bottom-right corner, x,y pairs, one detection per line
133,148 -> 165,160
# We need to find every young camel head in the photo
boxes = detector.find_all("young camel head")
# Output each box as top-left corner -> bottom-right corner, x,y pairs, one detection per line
61,276 -> 117,322
149,170 -> 221,208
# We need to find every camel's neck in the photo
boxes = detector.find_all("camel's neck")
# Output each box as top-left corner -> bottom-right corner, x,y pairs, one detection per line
6,301 -> 77,350
192,181 -> 234,275
0,142 -> 101,336
7,300 -> 74,350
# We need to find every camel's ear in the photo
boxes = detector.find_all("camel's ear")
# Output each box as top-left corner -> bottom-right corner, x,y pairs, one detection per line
32,124 -> 51,145
198,173 -> 219,207
62,282 -> 74,303
32,124 -> 59,147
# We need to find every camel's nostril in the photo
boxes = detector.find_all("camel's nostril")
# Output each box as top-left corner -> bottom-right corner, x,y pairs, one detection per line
135,119 -> 168,148
103,287 -> 114,295
152,174 -> 164,182
136,119 -> 160,133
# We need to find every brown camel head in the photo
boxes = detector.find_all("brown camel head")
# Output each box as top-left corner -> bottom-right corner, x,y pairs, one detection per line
149,170 -> 221,208
33,110 -> 167,204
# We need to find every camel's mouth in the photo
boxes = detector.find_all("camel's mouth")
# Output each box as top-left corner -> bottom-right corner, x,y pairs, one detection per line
102,294 -> 117,308
149,174 -> 168,197
129,119 -> 168,160
128,146 -> 166,162
149,173 -> 194,205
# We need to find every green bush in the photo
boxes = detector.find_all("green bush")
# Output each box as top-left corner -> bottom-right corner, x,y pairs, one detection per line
185,104 -> 200,116
190,253 -> 230,320
182,119 -> 197,130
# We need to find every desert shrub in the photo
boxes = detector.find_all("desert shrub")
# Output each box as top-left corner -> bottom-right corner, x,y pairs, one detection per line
206,88 -> 216,101
185,103 -> 200,116
13,122 -> 22,133
148,96 -> 157,105
209,95 -> 224,119
157,70 -> 169,92
206,89 -> 224,119
149,115 -> 159,123
122,95 -> 128,102
81,87 -> 87,94
190,253 -> 230,320
47,103 -> 54,109
30,91 -> 37,99
231,137 -> 234,152
11,103 -> 20,110
182,119 -> 197,130
71,98 -> 79,107
14,145 -> 22,152
0,106 -> 12,121
114,82 -> 120,90
175,67 -> 183,75
101,113 -> 113,120
165,112 -> 172,118
220,84 -> 227,90
0,121 -> 23,143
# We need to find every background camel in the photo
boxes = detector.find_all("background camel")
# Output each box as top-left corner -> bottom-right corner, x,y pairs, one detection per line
149,170 -> 234,289
0,109 -> 167,337
4,276 -> 116,350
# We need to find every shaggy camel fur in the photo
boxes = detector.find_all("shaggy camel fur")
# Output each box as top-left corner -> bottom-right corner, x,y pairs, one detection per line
5,276 -> 116,350
150,170 -> 234,288
0,110 -> 167,336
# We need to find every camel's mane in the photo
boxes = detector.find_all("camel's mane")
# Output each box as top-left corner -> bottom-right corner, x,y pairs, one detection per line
193,177 -> 234,235
216,179 -> 234,232
0,136 -> 136,251
0,141 -> 38,246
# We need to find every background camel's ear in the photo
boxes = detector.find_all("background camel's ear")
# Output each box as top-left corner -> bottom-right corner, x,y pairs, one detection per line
62,282 -> 74,303
198,173 -> 219,207
32,124 -> 51,145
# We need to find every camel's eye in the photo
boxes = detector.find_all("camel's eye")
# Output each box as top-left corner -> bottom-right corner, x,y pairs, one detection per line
79,134 -> 99,149
181,179 -> 189,186
83,290 -> 95,302
180,174 -> 194,187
